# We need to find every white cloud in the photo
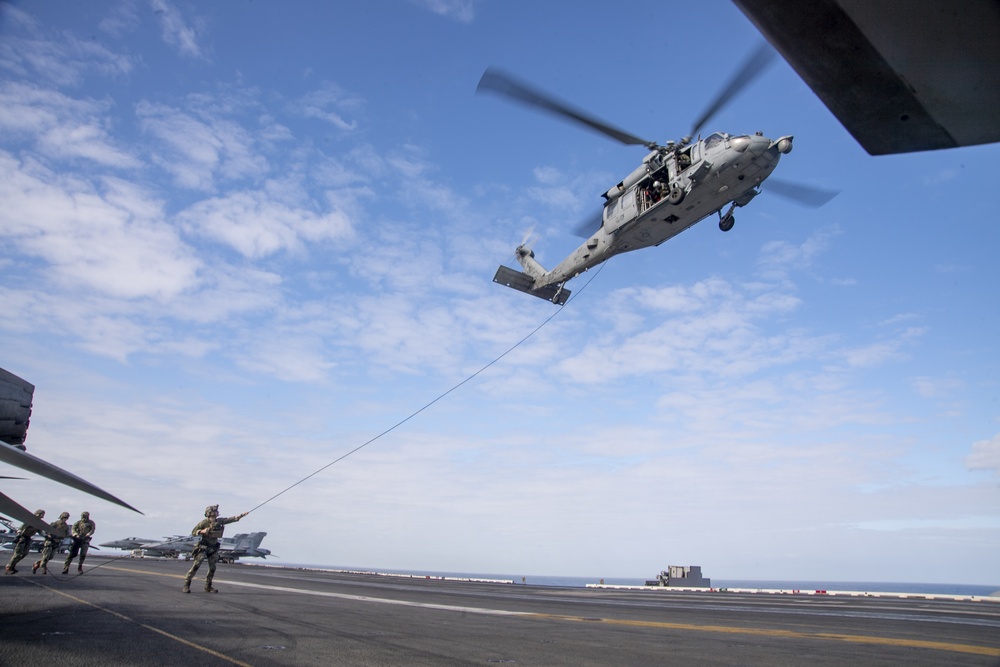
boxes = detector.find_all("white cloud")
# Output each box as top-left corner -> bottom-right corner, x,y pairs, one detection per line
0,6 -> 135,86
756,225 -> 839,280
409,0 -> 478,23
911,375 -> 965,399
150,0 -> 205,59
0,151 -> 200,300
966,433 -> 1000,476
99,2 -> 141,37
294,84 -> 361,131
840,326 -> 925,369
235,332 -> 336,383
0,82 -> 140,168
176,189 -> 354,259
137,100 -> 268,191
556,276 -> 811,383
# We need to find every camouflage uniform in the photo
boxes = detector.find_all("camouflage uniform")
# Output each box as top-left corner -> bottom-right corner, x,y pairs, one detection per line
62,512 -> 96,574
4,510 -> 45,574
183,505 -> 248,593
33,512 -> 70,574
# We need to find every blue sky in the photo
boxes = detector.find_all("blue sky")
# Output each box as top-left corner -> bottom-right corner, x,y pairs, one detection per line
1,0 -> 997,584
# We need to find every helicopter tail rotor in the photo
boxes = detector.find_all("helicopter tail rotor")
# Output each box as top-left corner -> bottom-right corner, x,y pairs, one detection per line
520,225 -> 539,249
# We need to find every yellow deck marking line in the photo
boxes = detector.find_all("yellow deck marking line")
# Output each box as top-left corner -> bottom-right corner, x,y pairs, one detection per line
22,577 -> 254,667
535,614 -> 1000,657
108,566 -> 1000,657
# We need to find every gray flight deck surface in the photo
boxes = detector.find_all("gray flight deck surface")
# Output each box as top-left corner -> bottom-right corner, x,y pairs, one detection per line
2,558 -> 999,666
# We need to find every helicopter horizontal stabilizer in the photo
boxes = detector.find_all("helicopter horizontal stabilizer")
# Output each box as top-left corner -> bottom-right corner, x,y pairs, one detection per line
493,265 -> 570,305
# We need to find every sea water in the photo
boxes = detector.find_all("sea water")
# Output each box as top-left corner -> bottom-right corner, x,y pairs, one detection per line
285,564 -> 999,597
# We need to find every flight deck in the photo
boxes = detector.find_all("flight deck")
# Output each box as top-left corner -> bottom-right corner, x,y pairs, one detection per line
2,557 -> 999,666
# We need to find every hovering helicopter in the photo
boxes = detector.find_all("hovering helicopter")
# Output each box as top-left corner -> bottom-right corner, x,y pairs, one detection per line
479,44 -> 836,305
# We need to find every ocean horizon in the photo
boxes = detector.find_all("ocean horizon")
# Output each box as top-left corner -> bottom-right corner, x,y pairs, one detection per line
277,563 -> 1000,597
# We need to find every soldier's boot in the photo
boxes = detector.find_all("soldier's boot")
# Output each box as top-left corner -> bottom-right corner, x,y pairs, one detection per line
182,580 -> 191,594
62,565 -> 69,574
204,584 -> 218,593
32,561 -> 40,574
42,566 -> 48,575
4,566 -> 14,575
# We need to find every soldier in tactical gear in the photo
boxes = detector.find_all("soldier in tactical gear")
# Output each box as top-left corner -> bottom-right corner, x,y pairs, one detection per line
182,504 -> 248,593
62,511 -> 96,574
33,511 -> 71,574
4,509 -> 45,574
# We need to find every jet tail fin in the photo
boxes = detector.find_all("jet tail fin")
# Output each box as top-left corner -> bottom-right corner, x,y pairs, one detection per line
493,266 -> 570,305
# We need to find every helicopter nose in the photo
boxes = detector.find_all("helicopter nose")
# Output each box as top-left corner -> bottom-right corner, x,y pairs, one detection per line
748,134 -> 772,156
772,136 -> 793,154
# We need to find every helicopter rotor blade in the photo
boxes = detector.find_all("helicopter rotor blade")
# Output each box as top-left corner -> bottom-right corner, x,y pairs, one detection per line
520,225 -> 539,248
571,209 -> 604,238
689,42 -> 777,139
765,177 -> 839,207
477,68 -> 656,148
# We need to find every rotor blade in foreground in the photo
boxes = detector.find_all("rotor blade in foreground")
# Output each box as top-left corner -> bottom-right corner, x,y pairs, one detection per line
0,443 -> 142,514
0,490 -> 51,533
478,68 -> 655,148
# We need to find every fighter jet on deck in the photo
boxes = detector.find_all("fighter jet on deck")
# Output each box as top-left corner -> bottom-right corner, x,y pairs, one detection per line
101,531 -> 271,562
0,517 -> 76,554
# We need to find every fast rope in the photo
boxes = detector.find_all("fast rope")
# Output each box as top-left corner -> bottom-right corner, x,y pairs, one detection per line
245,261 -> 609,516
41,551 -> 136,580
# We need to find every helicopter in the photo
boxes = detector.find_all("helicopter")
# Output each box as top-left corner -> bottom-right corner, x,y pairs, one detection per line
478,44 -> 836,305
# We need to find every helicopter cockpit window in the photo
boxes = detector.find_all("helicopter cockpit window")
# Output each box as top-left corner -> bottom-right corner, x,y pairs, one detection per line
704,133 -> 725,150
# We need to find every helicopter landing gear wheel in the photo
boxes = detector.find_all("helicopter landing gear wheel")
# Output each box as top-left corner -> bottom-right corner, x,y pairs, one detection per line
719,214 -> 735,232
668,185 -> 685,205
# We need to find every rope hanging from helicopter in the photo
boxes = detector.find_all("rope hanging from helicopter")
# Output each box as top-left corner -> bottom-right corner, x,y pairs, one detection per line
245,261 -> 610,515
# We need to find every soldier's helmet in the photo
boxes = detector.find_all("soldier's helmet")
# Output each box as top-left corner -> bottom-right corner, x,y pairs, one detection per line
34,509 -> 45,517
59,512 -> 70,520
81,511 -> 90,519
205,504 -> 219,517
